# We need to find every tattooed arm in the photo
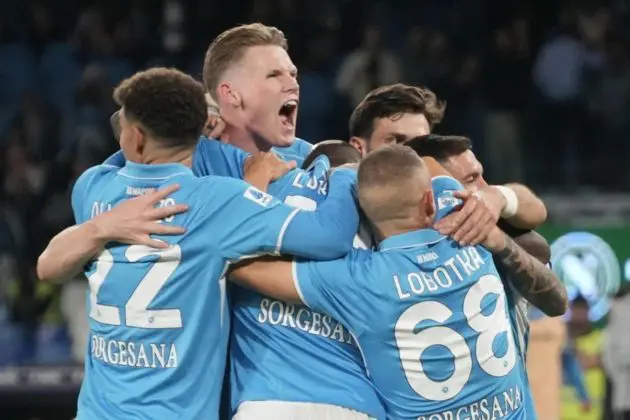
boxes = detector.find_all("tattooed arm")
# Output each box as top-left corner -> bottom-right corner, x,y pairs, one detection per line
485,228 -> 568,317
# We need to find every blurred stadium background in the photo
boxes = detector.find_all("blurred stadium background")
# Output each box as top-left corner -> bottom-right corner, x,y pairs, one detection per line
0,0 -> 628,419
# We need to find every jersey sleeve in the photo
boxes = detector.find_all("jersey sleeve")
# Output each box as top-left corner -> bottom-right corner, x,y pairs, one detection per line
292,250 -> 369,335
431,175 -> 464,221
281,168 -> 358,259
196,137 -> 249,178
201,171 -> 358,261
71,165 -> 113,224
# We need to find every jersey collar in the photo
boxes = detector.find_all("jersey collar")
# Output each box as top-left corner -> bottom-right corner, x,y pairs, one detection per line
378,228 -> 446,252
118,161 -> 193,180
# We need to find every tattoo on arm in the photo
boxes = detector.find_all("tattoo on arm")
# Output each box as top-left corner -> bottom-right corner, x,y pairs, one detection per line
495,234 -> 568,317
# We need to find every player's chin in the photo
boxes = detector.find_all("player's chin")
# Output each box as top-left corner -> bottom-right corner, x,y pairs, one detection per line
272,131 -> 296,147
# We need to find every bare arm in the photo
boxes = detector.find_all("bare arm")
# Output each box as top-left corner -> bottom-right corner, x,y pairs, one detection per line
498,183 -> 547,229
230,257 -> 300,303
488,231 -> 568,317
38,185 -> 187,283
37,222 -> 107,283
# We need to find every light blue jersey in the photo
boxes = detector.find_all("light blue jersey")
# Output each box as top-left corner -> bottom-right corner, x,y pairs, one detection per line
272,137 -> 314,167
72,160 -> 359,420
229,155 -> 385,418
292,176 -> 529,420
105,136 -> 248,179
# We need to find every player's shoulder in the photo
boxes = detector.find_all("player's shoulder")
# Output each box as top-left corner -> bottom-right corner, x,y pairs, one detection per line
73,163 -> 119,191
196,135 -> 248,156
193,136 -> 249,177
273,137 -> 313,164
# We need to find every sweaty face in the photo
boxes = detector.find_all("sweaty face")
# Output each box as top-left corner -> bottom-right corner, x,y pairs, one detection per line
231,45 -> 299,147
367,113 -> 431,153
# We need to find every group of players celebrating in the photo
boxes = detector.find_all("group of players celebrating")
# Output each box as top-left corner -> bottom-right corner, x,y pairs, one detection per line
36,23 -> 569,420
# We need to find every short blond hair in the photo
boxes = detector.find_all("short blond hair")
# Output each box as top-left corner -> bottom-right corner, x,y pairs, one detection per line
358,145 -> 429,223
203,23 -> 288,99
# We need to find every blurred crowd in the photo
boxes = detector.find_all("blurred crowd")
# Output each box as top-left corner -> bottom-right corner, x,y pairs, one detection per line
0,0 -> 629,366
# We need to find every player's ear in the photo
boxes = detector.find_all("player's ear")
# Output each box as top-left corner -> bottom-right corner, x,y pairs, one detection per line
217,82 -> 241,108
423,188 -> 436,220
349,137 -> 368,157
133,124 -> 147,157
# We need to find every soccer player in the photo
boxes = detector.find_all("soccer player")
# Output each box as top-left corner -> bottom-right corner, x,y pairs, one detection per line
200,24 -> 388,419
230,141 -> 384,420
404,134 -> 567,420
202,23 -> 313,165
37,68 -> 361,420
229,145 -> 560,419
347,84 -> 549,243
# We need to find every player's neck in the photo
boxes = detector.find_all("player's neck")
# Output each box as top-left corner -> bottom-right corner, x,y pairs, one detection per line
140,145 -> 195,168
222,125 -> 272,155
375,217 -> 433,242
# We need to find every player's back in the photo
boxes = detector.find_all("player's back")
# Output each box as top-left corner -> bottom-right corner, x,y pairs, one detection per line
230,155 -> 384,418
74,162 -> 249,420
353,233 -> 527,419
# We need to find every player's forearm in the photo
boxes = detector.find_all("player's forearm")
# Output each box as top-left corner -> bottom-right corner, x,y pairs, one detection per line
282,169 -> 359,260
37,222 -> 106,283
492,234 -> 568,317
230,257 -> 301,303
499,183 -> 547,229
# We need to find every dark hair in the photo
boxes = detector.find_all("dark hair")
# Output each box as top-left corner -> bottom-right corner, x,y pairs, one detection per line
404,134 -> 472,161
349,84 -> 446,139
203,23 -> 288,97
302,140 -> 361,169
113,67 -> 207,147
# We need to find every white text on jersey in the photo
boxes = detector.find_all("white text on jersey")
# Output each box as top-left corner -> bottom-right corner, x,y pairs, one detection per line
417,384 -> 523,420
394,247 -> 485,300
291,172 -> 327,196
90,334 -> 178,369
258,298 -> 355,345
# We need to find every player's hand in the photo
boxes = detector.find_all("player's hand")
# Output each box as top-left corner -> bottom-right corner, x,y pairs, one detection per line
244,152 -> 296,191
204,113 -> 227,140
91,184 -> 188,249
580,401 -> 592,413
433,189 -> 501,246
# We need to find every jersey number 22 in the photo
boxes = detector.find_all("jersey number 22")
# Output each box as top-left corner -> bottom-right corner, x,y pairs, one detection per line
88,245 -> 182,329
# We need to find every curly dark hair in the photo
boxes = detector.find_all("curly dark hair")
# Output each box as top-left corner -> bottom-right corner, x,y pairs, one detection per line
349,84 -> 446,140
113,67 -> 207,147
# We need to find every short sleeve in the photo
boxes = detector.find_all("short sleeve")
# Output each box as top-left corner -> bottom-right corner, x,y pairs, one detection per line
195,137 -> 250,178
292,250 -> 370,335
199,177 -> 298,260
71,165 -> 114,224
432,175 -> 464,221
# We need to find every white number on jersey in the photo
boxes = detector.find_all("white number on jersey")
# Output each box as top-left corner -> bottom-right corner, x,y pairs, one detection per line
284,195 -> 317,211
88,245 -> 183,329
394,274 -> 516,401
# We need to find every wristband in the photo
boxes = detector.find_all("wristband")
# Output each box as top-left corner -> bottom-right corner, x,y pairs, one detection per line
495,185 -> 518,218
